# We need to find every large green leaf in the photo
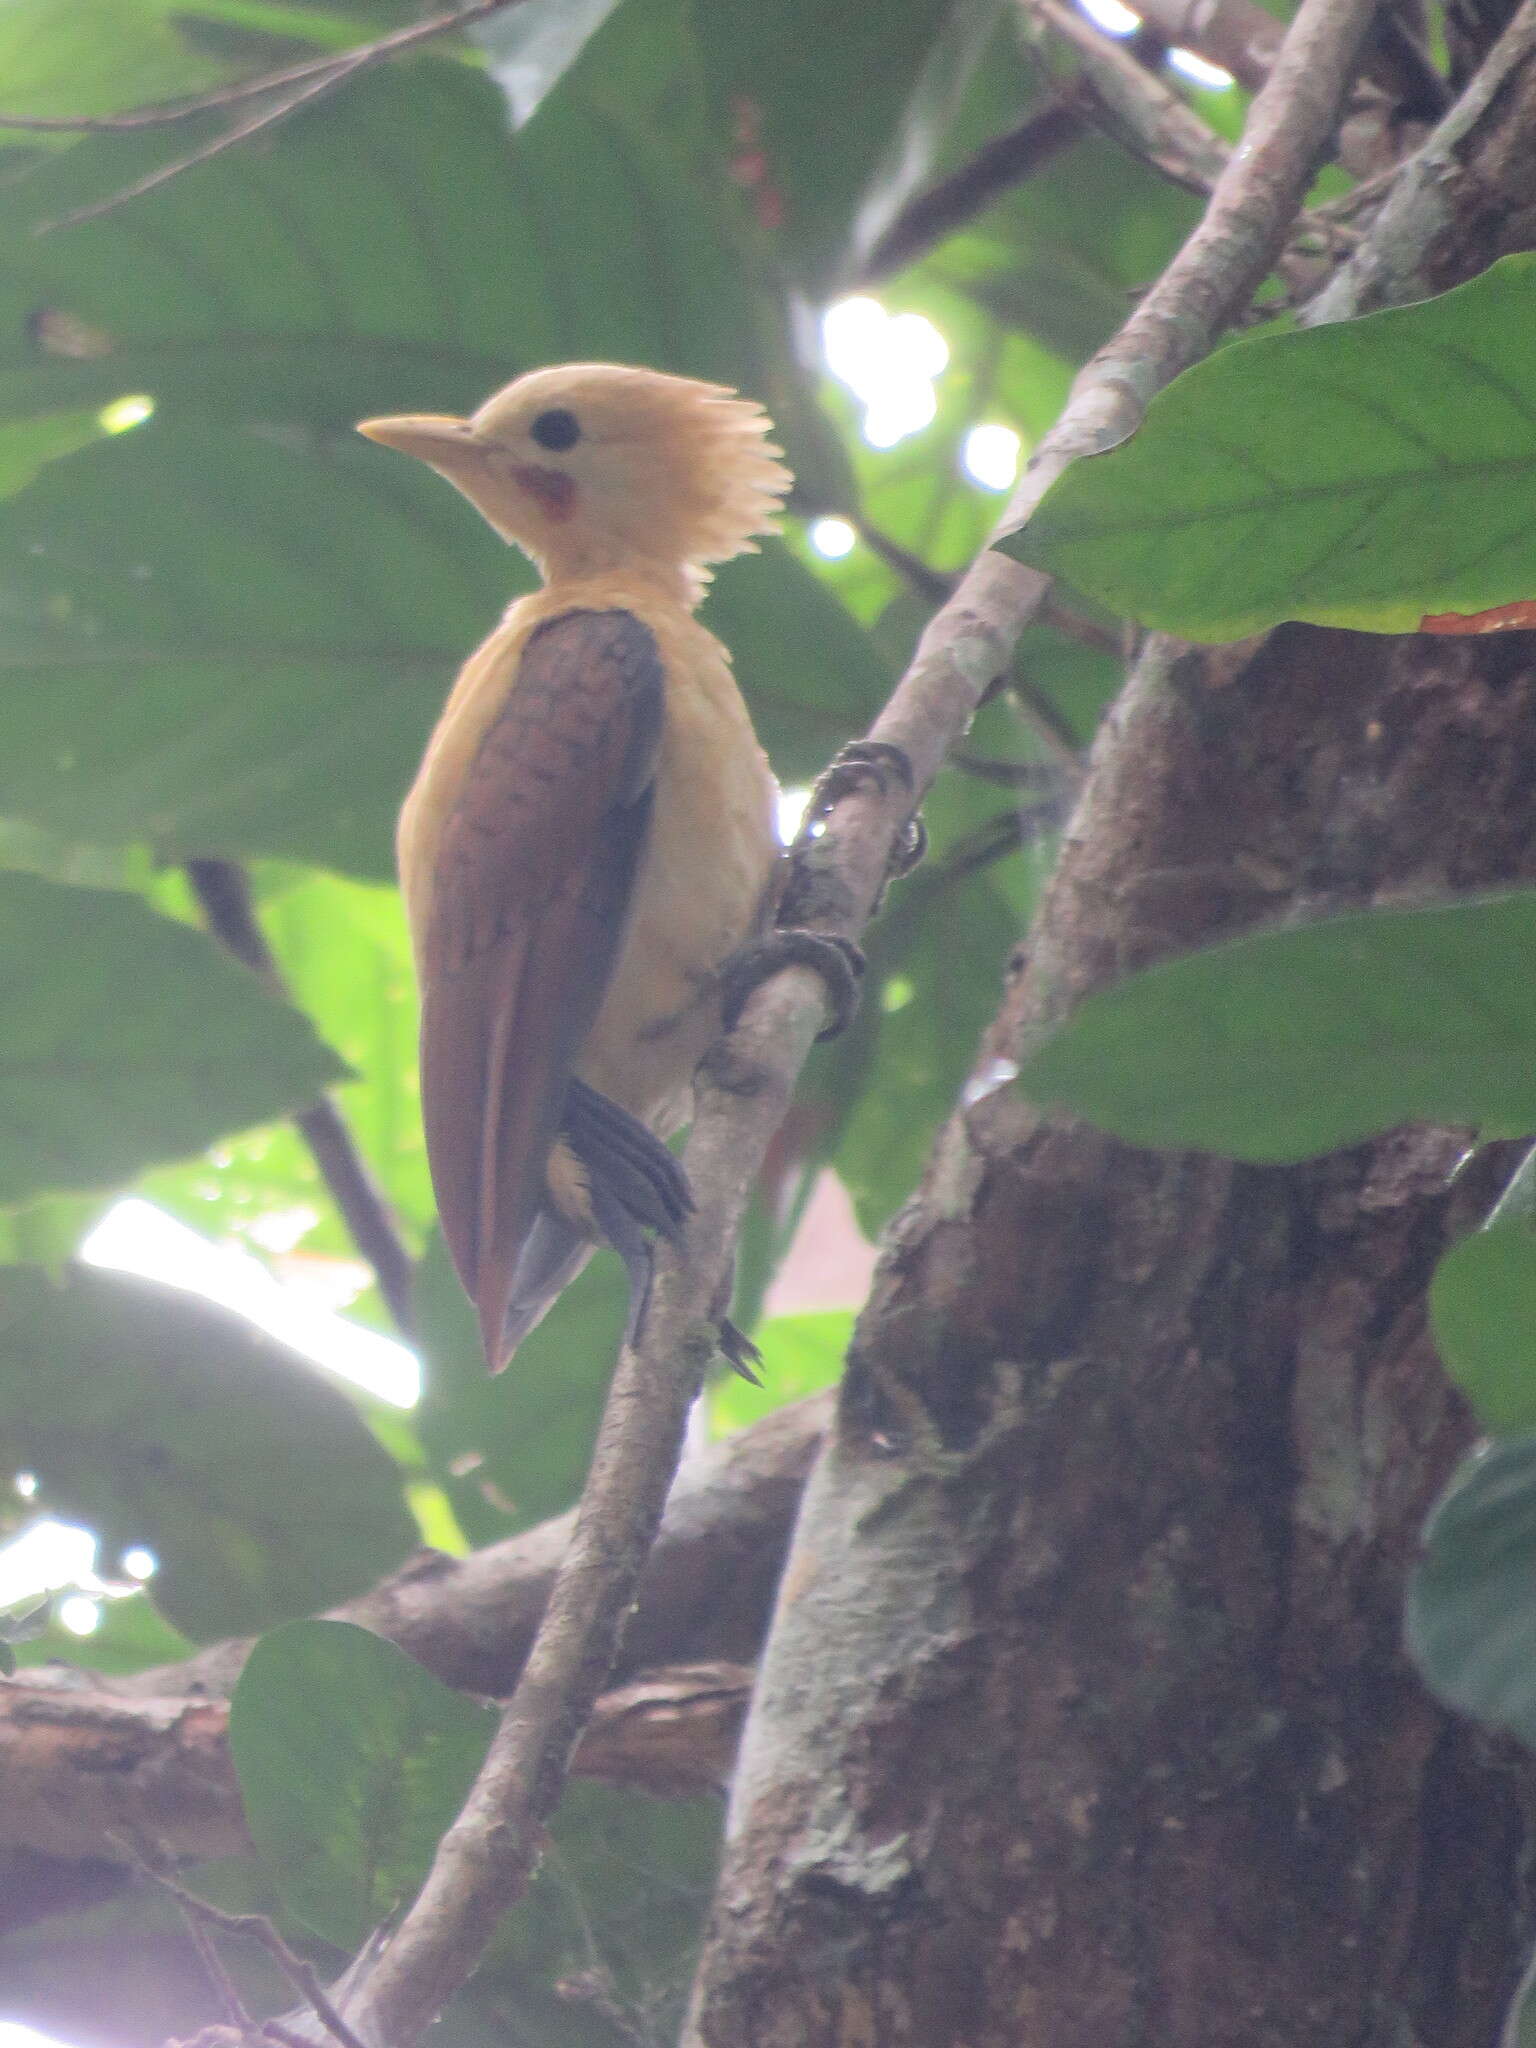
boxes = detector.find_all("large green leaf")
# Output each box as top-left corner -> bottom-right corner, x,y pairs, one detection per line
0,57 -> 834,478
1407,1438 -> 1536,1753
0,419 -> 513,873
231,1619 -> 494,1948
1431,1220 -> 1536,1438
1002,255 -> 1536,640
0,1265 -> 415,1637
0,871 -> 344,1204
0,0 -> 223,129
1017,888 -> 1536,1163
0,417 -> 888,872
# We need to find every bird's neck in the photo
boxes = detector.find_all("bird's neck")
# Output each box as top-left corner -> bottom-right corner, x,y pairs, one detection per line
537,538 -> 701,611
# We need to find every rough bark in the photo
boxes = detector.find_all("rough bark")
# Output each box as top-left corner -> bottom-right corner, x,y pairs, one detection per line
687,628 -> 1536,2048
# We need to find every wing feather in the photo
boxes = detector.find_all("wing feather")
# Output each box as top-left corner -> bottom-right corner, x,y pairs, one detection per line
419,608 -> 664,1365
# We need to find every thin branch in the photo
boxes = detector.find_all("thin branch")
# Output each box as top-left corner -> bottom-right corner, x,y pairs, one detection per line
857,88 -> 1090,282
854,518 -> 1120,655
132,1850 -> 369,2048
1017,0 -> 1231,195
0,0 -> 510,131
330,3 -> 1379,2043
19,0 -> 525,232
184,859 -> 416,1336
1131,0 -> 1282,90
1305,0 -> 1536,323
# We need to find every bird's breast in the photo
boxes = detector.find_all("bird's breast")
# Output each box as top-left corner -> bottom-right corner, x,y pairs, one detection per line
575,607 -> 778,1125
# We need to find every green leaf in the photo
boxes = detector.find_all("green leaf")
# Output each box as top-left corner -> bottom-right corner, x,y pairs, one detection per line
231,1619 -> 494,1948
0,58 -> 833,480
0,421 -> 513,873
1431,1221 -> 1536,1437
1407,1438 -> 1536,1752
14,1587 -> 194,1676
1001,255 -> 1536,640
413,1226 -> 627,1546
0,872 -> 345,1204
0,1264 -> 415,1638
259,868 -> 432,1240
475,1781 -> 721,2045
0,0 -> 223,131
0,415 -> 887,873
693,0 -> 976,295
1016,888 -> 1536,1163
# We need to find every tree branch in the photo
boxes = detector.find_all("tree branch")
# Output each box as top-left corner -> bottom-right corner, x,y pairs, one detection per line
184,859 -> 416,1336
323,2 -> 1380,2041
0,1396 -> 824,1913
856,89 -> 1091,283
1015,0 -> 1231,195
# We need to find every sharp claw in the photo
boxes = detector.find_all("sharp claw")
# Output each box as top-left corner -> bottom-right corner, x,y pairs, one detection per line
719,930 -> 866,1040
717,1316 -> 763,1385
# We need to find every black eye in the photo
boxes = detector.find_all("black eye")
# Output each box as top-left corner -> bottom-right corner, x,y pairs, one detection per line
530,408 -> 581,453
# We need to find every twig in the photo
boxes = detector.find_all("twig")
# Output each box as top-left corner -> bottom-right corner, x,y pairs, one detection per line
21,0 -> 525,232
0,0 -> 510,131
184,859 -> 416,1336
1131,0 -> 1282,90
131,1848 -> 370,2048
857,89 -> 1090,282
1016,0 -> 1231,195
325,4 -> 1379,2043
854,518 -> 1120,655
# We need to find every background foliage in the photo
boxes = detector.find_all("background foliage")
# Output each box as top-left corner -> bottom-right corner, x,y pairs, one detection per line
6,0 -> 1536,2040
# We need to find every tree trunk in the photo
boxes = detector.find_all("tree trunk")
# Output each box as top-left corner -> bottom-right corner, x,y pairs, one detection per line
686,624 -> 1536,2045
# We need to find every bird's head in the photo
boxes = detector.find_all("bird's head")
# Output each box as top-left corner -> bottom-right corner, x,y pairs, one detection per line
358,364 -> 792,602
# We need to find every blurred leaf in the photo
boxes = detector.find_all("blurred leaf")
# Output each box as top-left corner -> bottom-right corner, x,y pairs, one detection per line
473,0 -> 625,124
232,1619 -> 494,1949
15,1586 -> 194,1674
260,868 -> 432,1239
0,407 -> 111,496
710,1309 -> 851,1435
0,57 -> 834,479
0,1594 -> 51,1673
0,872 -> 345,1205
0,1264 -> 415,1637
474,1780 -> 721,2046
1431,1221 -> 1536,1437
413,1226 -> 626,1545
696,0 -> 985,294
1407,1438 -> 1536,1752
1017,889 -> 1536,1163
0,422 -> 514,873
1003,255 -> 1536,640
706,540 -> 896,782
0,411 -> 883,874
0,0 -> 223,130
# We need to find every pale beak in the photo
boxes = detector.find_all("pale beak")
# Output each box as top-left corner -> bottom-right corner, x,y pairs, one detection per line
356,414 -> 480,463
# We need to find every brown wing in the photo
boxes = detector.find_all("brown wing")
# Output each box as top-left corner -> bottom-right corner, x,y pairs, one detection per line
420,608 -> 664,1367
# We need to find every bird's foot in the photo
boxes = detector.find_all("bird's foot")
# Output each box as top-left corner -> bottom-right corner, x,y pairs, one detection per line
718,930 -> 866,1042
807,741 -> 926,881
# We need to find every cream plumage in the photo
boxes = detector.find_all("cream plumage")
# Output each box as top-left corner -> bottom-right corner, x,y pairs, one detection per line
359,365 -> 791,1369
